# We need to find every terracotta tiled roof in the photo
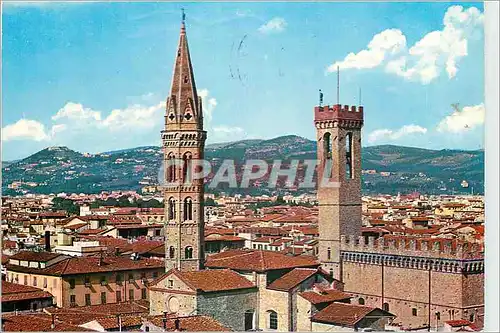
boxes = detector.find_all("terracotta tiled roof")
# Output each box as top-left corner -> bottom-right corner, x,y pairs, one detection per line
204,235 -> 246,242
312,302 -> 393,327
1,313 -> 94,332
147,315 -> 231,331
299,290 -> 352,304
44,301 -> 149,326
94,315 -> 143,330
205,249 -> 319,272
267,268 -> 318,291
153,269 -> 255,293
1,281 -> 53,303
10,251 -> 63,262
446,320 -> 473,327
6,255 -> 163,276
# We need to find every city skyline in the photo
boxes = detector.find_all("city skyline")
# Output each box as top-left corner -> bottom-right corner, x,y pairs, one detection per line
2,1 -> 485,161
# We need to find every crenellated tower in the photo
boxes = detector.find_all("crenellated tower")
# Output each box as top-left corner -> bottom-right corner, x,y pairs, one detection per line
314,103 -> 364,280
162,17 -> 206,271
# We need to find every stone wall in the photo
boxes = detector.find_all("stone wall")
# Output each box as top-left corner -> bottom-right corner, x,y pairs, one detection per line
197,288 -> 257,331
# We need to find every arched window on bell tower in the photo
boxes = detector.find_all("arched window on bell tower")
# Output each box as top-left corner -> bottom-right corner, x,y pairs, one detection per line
168,197 -> 176,220
345,132 -> 353,179
185,246 -> 193,259
183,197 -> 193,221
182,152 -> 192,183
167,153 -> 176,183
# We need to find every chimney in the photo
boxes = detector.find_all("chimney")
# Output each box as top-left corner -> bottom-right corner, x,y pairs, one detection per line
174,318 -> 180,331
44,231 -> 51,252
98,250 -> 104,266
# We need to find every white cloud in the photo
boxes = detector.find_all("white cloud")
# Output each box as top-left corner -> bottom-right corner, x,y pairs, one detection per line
437,103 -> 484,133
368,124 -> 428,143
328,29 -> 406,71
101,102 -> 164,130
328,5 -> 483,84
198,89 -> 218,125
52,102 -> 101,122
258,17 -> 287,34
2,119 -> 51,142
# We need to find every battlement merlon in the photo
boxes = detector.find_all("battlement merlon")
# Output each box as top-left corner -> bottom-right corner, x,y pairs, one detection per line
314,104 -> 364,125
339,235 -> 484,261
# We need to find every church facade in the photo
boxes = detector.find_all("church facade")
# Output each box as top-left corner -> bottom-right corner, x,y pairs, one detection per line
149,17 -> 484,332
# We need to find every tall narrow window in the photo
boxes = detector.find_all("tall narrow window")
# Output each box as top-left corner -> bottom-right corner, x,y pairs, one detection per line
327,247 -> 331,260
268,311 -> 278,330
116,291 -> 122,303
345,132 -> 353,179
182,152 -> 192,183
168,198 -> 175,220
183,197 -> 193,221
167,153 -> 176,183
323,132 -> 331,160
85,294 -> 91,306
169,246 -> 175,258
358,298 -> 365,305
185,246 -> 193,259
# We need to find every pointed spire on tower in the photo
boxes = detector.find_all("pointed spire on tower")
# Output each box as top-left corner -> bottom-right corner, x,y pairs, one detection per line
166,9 -> 201,127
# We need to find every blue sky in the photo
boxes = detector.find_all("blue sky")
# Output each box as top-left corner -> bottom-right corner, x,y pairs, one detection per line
2,1 -> 485,161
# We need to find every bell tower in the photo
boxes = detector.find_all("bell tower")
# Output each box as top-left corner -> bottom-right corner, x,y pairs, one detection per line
315,102 -> 364,281
162,14 -> 206,271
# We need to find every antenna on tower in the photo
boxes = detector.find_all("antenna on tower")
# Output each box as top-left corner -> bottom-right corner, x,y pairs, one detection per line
181,8 -> 186,24
336,65 -> 340,105
359,87 -> 362,105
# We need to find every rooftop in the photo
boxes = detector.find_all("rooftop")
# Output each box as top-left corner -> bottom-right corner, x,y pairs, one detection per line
205,249 -> 319,272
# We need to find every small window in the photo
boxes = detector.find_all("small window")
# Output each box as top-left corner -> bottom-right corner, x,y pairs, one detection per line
100,276 -> 107,286
84,276 -> 91,286
69,279 -> 76,289
85,294 -> 91,306
436,312 -> 441,321
358,298 -> 365,305
268,311 -> 278,330
412,308 -> 417,316
101,292 -> 107,304
116,291 -> 122,303
24,275 -> 27,285
43,278 -> 48,288
383,303 -> 389,312
145,327 -> 150,332
129,289 -> 135,301
33,276 -> 37,286
469,313 -> 475,322
141,288 -> 147,300
168,279 -> 174,288
327,247 -> 331,260
70,295 -> 76,306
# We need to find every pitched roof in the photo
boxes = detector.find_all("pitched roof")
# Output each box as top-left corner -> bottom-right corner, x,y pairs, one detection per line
312,302 -> 393,327
10,251 -> 63,262
299,289 -> 352,304
1,281 -> 54,303
152,269 -> 255,293
43,301 -> 149,326
6,255 -> 163,276
147,315 -> 231,331
1,313 -> 94,332
205,249 -> 319,272
267,268 -> 318,291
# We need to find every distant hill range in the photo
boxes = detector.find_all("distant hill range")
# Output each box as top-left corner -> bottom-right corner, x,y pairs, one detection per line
2,135 -> 484,196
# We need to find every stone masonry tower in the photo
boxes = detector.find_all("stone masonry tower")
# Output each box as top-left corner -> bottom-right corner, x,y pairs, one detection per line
162,16 -> 206,271
315,102 -> 364,281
